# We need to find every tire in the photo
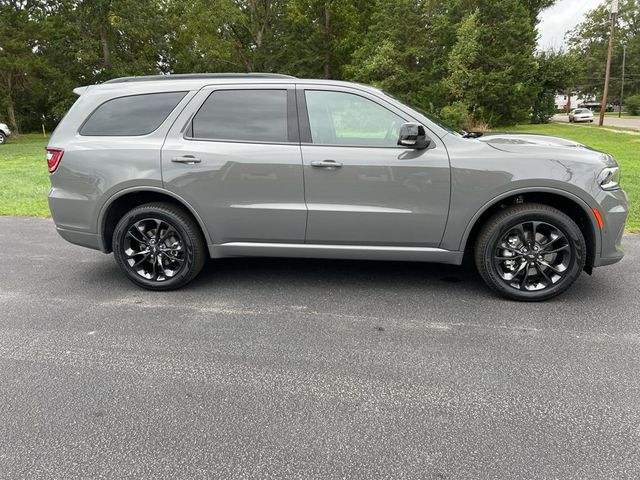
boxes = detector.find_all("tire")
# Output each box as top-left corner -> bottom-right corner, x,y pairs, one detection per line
0,132 -> 6,145
474,203 -> 586,301
112,202 -> 207,290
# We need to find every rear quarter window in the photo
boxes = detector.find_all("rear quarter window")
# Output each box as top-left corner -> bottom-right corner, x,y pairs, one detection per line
79,91 -> 187,136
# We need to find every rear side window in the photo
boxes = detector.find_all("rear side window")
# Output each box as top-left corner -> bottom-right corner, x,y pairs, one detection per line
191,89 -> 288,143
80,91 -> 187,136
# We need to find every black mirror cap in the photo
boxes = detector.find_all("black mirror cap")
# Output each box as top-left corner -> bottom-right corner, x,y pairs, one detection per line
398,122 -> 431,149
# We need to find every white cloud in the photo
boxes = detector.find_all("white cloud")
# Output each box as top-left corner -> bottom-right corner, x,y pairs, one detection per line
537,0 -> 605,50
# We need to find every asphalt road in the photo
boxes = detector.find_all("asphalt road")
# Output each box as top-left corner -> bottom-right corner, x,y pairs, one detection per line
1,217 -> 640,479
553,113 -> 640,129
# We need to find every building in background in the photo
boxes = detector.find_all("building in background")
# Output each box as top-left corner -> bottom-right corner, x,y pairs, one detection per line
555,92 -> 597,111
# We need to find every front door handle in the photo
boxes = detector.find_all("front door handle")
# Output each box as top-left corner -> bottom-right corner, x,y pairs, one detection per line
171,155 -> 201,164
311,159 -> 342,169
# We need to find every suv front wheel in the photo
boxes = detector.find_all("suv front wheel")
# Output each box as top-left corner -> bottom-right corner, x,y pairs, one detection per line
112,202 -> 207,290
474,203 -> 586,301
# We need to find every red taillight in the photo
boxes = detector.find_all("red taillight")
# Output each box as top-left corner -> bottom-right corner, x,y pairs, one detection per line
45,147 -> 64,173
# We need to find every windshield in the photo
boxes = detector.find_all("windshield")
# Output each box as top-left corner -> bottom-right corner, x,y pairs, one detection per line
379,90 -> 462,137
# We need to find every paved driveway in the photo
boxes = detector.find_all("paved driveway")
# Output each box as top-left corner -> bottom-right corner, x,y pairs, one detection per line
1,217 -> 639,479
553,113 -> 640,129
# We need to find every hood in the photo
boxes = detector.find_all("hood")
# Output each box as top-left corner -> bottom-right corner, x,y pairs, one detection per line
477,132 -> 587,150
474,132 -> 617,167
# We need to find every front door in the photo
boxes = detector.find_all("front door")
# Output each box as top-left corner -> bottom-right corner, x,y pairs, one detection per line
299,87 -> 451,247
162,86 -> 306,245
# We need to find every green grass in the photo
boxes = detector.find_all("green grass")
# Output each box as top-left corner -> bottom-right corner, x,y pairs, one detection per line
0,133 -> 51,217
1,126 -> 638,231
604,112 -> 640,119
499,123 -> 639,232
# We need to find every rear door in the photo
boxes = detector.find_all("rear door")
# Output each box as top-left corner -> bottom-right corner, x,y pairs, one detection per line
162,84 -> 306,244
298,85 -> 451,247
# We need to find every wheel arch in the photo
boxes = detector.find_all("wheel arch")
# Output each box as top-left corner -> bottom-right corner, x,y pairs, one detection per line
98,187 -> 212,253
461,188 -> 600,272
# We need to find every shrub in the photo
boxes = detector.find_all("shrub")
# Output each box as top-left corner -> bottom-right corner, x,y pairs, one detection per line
625,94 -> 640,116
439,102 -> 469,130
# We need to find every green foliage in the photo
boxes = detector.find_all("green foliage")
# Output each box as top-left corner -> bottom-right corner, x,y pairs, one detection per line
1,0 -> 563,130
445,10 -> 481,103
345,0 -> 444,112
531,51 -> 578,123
439,102 -> 469,130
625,94 -> 640,115
567,0 -> 640,101
462,0 -> 540,125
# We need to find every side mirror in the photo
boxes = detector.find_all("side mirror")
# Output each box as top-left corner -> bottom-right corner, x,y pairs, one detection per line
397,123 -> 431,149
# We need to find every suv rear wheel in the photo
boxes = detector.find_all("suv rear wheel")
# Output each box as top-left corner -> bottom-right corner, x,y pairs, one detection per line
474,203 -> 586,301
112,202 -> 207,290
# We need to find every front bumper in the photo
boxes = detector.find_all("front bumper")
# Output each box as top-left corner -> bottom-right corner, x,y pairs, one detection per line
594,189 -> 628,267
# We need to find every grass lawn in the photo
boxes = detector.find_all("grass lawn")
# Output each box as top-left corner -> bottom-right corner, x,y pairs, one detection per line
0,126 -> 638,231
0,133 -> 50,217
604,112 -> 640,119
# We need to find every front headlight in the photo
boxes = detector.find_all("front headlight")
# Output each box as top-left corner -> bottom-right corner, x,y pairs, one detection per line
598,167 -> 621,191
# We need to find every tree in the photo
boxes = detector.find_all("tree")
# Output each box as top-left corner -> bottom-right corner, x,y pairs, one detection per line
530,51 -> 578,123
0,1 -> 50,132
567,0 -> 640,102
345,0 -> 453,112
625,94 -> 640,115
272,0 -> 372,79
166,0 -> 286,73
1,0 -> 571,130
442,9 -> 481,124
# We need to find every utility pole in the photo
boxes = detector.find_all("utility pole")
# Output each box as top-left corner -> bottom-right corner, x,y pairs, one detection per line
599,0 -> 618,126
619,44 -> 626,118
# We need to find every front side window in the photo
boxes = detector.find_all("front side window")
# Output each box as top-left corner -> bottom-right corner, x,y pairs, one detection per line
80,91 -> 187,136
191,89 -> 288,143
305,90 -> 404,147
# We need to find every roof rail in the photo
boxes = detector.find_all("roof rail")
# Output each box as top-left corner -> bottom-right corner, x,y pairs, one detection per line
103,73 -> 296,84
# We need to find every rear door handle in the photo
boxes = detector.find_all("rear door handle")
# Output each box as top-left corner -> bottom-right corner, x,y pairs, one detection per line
171,155 -> 201,164
311,160 -> 342,169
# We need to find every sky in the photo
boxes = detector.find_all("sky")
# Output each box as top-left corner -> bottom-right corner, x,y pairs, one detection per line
537,0 -> 605,50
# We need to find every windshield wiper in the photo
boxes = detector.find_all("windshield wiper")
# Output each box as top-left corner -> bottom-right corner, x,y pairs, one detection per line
461,131 -> 484,138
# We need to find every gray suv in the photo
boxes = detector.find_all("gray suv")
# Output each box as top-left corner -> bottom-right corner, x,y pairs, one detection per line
47,73 -> 627,301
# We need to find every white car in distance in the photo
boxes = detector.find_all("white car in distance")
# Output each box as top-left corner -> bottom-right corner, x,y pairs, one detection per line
569,108 -> 595,123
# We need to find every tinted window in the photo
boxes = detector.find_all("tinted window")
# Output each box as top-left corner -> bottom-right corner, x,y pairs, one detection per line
305,90 -> 404,147
80,91 -> 187,136
192,89 -> 288,142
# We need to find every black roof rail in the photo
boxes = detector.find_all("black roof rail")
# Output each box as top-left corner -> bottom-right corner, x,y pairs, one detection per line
103,73 -> 296,84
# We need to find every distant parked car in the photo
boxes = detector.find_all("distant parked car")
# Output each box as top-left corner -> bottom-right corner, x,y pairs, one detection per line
569,108 -> 594,123
0,122 -> 11,144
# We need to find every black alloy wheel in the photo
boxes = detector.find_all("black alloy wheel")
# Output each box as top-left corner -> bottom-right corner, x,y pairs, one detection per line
475,203 -> 586,301
112,202 -> 207,290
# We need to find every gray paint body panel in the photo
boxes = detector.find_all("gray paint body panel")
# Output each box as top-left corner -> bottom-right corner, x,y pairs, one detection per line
47,76 -> 628,269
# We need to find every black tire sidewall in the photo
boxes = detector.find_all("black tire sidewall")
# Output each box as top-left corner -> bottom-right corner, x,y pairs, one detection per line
113,207 -> 199,290
479,208 -> 586,301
